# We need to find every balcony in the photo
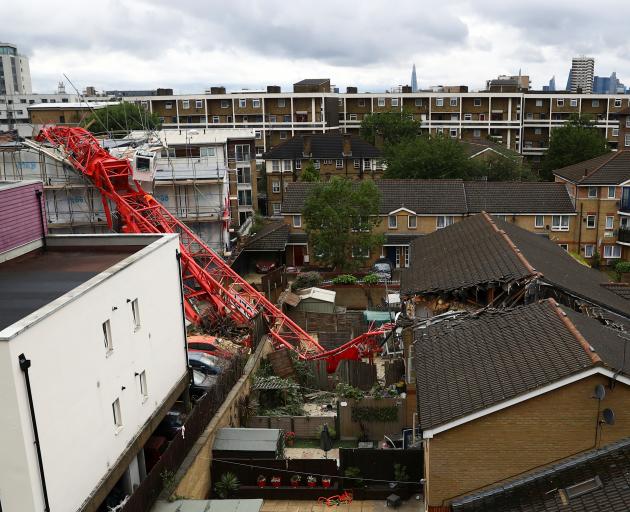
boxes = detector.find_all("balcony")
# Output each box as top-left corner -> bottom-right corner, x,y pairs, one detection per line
618,227 -> 630,244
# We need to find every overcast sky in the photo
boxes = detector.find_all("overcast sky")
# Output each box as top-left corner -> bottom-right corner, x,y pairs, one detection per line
7,0 -> 630,94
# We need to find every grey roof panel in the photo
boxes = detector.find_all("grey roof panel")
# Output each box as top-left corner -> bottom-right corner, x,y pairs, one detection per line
213,428 -> 281,452
263,133 -> 381,160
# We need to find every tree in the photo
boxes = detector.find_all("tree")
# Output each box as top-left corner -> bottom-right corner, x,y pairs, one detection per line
360,109 -> 421,147
303,178 -> 383,271
541,114 -> 609,180
299,161 -> 320,182
468,153 -> 539,181
81,103 -> 161,135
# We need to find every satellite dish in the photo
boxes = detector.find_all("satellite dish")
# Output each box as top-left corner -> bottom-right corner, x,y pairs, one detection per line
594,384 -> 606,400
603,408 -> 616,426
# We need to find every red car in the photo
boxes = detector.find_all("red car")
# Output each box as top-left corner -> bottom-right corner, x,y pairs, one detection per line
255,260 -> 277,273
187,335 -> 233,359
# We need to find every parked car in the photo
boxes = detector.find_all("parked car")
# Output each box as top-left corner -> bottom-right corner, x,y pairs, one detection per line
188,351 -> 223,375
255,260 -> 277,273
372,257 -> 393,282
190,369 -> 218,400
187,335 -> 233,359
155,410 -> 185,440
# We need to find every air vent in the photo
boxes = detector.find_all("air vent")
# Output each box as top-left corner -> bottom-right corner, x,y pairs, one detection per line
564,476 -> 603,499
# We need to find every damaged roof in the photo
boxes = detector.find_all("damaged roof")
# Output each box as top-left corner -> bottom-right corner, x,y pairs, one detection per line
414,299 -> 627,431
243,222 -> 289,252
553,151 -> 630,185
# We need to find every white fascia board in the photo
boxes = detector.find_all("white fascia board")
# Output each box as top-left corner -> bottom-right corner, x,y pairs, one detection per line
389,207 -> 417,215
422,367 -> 630,439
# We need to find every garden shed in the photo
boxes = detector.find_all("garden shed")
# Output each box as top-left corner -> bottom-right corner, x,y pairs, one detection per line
212,428 -> 283,459
294,287 -> 336,314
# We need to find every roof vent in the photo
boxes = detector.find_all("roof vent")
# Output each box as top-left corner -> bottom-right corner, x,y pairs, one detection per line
564,475 -> 603,500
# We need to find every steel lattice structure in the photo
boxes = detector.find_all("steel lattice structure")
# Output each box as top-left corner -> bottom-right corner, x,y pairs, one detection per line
36,126 -> 389,371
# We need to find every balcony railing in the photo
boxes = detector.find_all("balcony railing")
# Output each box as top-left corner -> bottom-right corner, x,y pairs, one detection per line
618,227 -> 630,243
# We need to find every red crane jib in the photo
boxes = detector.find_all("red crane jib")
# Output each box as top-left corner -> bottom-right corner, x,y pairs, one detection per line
35,127 -> 387,371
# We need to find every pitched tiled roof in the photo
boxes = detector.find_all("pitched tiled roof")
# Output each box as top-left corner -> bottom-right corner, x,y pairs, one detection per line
464,182 -> 575,214
414,300 -> 624,430
460,138 -> 521,160
243,222 -> 289,252
601,283 -> 630,300
553,151 -> 630,185
452,437 -> 630,511
262,133 -> 381,160
401,214 -> 534,295
281,180 -> 574,215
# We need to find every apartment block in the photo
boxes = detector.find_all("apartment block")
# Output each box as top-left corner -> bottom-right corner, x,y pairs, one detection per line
0,43 -> 31,95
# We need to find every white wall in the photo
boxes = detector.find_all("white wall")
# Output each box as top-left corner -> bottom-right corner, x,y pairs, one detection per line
0,234 -> 188,512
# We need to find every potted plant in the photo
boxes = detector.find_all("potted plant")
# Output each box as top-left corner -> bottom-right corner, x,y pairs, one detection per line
290,475 -> 301,487
344,467 -> 363,488
391,463 -> 409,490
322,477 -> 331,488
257,475 -> 267,488
285,431 -> 296,447
307,475 -> 317,487
214,472 -> 240,499
271,475 -> 281,488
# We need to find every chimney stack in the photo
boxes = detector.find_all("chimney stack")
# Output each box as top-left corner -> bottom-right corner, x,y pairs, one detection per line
302,135 -> 312,157
343,133 -> 352,156
374,132 -> 384,149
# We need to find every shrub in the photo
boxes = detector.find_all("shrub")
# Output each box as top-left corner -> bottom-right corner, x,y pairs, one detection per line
344,466 -> 363,487
334,383 -> 365,400
362,273 -> 379,285
332,274 -> 358,285
615,261 -> 630,274
291,271 -> 322,291
317,424 -> 337,439
214,472 -> 240,498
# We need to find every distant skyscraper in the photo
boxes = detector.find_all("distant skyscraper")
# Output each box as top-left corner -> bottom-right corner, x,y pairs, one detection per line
568,56 -> 595,93
411,64 -> 418,93
542,76 -> 556,92
593,71 -> 626,94
0,42 -> 31,95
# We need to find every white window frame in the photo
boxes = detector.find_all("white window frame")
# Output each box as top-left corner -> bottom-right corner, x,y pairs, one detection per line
183,100 -> 190,109
606,216 -> 614,229
557,99 -> 565,107
535,128 -> 542,135
570,99 -> 578,107
378,97 -> 385,107
200,147 -> 216,157
586,215 -> 596,228
527,113 -> 534,120
293,215 -> 302,228
255,130 -> 262,140
436,98 -> 444,107
608,186 -> 616,199
271,180 -> 280,193
625,133 -> 630,147
336,159 -> 343,169
253,98 -> 261,108
295,159 -> 302,170
450,97 -> 458,107
588,186 -> 598,198
551,215 -> 570,231
139,371 -> 148,401
415,98 -> 423,106
474,98 -> 481,107
352,246 -> 370,258
626,117 -> 630,128
358,99 -> 366,107
436,216 -> 454,229
613,127 -> 619,137
165,102 -> 173,110
536,99 -> 543,107
615,99 -> 622,107
195,100 -> 203,109
450,128 -> 457,138
112,398 -> 122,429
408,215 -> 417,229
269,114 -> 277,123
221,100 -> 230,108
592,99 -> 600,107
354,159 -> 360,169
283,160 -> 291,171
559,244 -> 569,251
535,215 -> 544,228
131,298 -> 141,332
103,319 -> 113,354
280,131 -> 287,140
277,98 -> 286,108
604,245 -> 622,259
473,129 -> 481,138
272,161 -> 280,172
272,202 -> 281,215
238,99 -> 246,108
313,160 -> 320,170
388,215 -> 397,229
212,115 -> 220,123
349,113 -> 357,121
391,98 -> 399,107
584,244 -> 595,258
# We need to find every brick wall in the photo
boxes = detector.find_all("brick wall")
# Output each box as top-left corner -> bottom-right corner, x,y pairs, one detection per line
425,374 -> 630,507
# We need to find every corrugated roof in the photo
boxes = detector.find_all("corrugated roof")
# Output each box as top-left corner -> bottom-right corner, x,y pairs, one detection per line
213,428 -> 281,452
298,287 -> 336,303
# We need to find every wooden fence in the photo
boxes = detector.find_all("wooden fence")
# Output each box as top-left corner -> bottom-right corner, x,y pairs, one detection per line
338,397 -> 407,441
247,415 -> 337,439
339,448 -> 423,490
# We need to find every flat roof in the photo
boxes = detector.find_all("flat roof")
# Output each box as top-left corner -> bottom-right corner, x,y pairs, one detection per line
213,428 -> 281,452
0,234 -> 174,339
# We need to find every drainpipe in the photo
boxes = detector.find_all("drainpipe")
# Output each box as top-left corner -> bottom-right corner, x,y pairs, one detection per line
18,354 -> 50,512
35,189 -> 46,250
175,250 -> 192,411
577,201 -> 583,249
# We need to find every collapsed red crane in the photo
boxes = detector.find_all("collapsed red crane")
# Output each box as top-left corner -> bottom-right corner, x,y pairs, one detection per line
35,126 -> 390,372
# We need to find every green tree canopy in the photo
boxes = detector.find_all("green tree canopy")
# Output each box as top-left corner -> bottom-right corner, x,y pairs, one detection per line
360,109 -> 421,147
81,103 -> 161,136
303,178 -> 383,271
299,161 -> 320,182
468,153 -> 538,181
541,114 -> 610,180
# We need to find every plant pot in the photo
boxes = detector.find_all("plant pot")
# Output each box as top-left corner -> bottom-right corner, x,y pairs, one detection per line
257,480 -> 266,488
322,479 -> 331,488
271,479 -> 281,488
286,439 -> 294,447
291,481 -> 300,488
307,481 -> 316,488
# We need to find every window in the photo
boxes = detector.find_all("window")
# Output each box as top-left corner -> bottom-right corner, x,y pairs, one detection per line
450,98 -> 458,107
336,159 -> 343,169
615,99 -> 622,107
377,97 -> 385,107
183,100 -> 189,109
237,167 -> 251,184
536,99 -> 543,107
293,215 -> 301,228
200,147 -> 216,157
626,133 -> 630,147
221,100 -> 229,108
253,98 -> 260,108
242,115 -> 248,123
627,117 -> 630,128
436,216 -> 454,229
586,215 -> 596,228
408,215 -> 417,229
608,186 -> 616,199
295,159 -> 302,170
436,98 -> 444,107
212,115 -> 220,123
451,113 -> 459,121
283,114 -> 291,122
592,99 -> 600,107
272,202 -> 281,215
392,98 -> 399,107
131,299 -> 140,331
464,113 -> 472,121
159,117 -> 164,123
557,99 -> 564,107
584,244 -> 595,258
388,215 -> 397,229
570,99 -> 578,107
349,113 -> 357,121
269,114 -> 277,123
606,216 -> 614,229
280,131 -> 287,139
354,159 -> 360,169
235,144 -> 250,162
139,371 -> 148,400
473,129 -> 481,137
604,245 -> 622,259
415,98 -> 423,107
535,127 -> 542,135
283,160 -> 291,171
238,189 -> 252,206
535,215 -> 544,228
450,128 -> 457,138
195,100 -> 203,109
352,246 -> 370,258
272,161 -> 280,172
238,99 -> 246,108
588,186 -> 598,198
474,98 -> 481,107
358,99 -> 366,107
479,113 -> 485,121
272,180 -> 280,193
313,160 -> 320,170
165,102 -> 173,109
559,244 -> 569,251
103,320 -> 113,353
551,215 -> 570,231
255,130 -> 262,139
278,99 -> 286,108
613,128 -> 619,137
112,398 -> 122,429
